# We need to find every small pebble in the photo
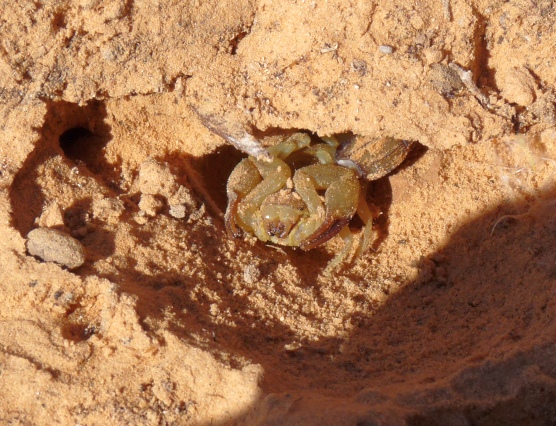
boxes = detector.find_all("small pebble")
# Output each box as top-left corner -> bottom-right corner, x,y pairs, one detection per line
92,197 -> 124,221
497,66 -> 536,106
378,45 -> 394,54
423,48 -> 443,65
134,213 -> 149,225
428,63 -> 464,95
26,228 -> 86,269
244,264 -> 261,285
138,194 -> 164,217
169,204 -> 186,219
137,158 -> 178,198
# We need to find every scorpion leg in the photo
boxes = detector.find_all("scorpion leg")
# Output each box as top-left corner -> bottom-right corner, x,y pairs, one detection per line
324,225 -> 354,274
317,185 -> 374,273
354,185 -> 375,258
225,159 -> 262,237
267,132 -> 311,159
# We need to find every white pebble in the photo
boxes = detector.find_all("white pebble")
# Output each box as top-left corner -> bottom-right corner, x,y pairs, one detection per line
243,264 -> 261,285
378,45 -> 394,54
169,204 -> 186,219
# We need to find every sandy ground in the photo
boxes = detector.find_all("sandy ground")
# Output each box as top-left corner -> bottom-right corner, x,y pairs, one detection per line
1,0 -> 556,424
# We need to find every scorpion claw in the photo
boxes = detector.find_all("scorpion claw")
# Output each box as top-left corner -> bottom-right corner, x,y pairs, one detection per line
299,217 -> 351,251
224,191 -> 242,238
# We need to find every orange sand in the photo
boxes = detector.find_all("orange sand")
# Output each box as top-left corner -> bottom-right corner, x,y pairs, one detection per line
1,0 -> 556,424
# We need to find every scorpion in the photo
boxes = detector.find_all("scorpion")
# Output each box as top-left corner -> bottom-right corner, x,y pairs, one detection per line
225,132 -> 411,272
196,113 -> 413,272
